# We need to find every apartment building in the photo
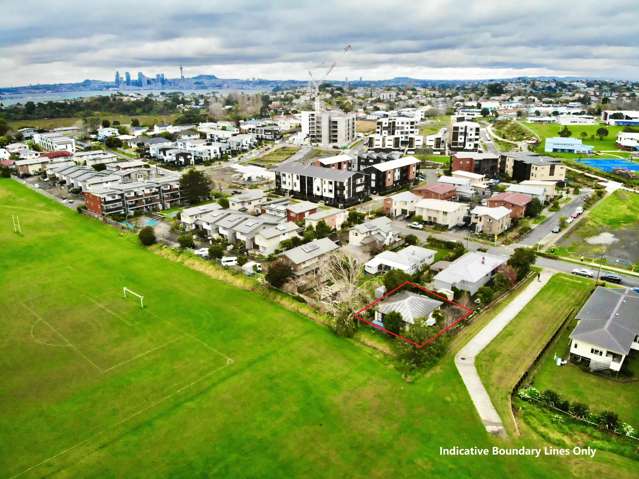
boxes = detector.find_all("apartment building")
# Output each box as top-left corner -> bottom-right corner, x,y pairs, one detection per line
367,116 -> 423,151
362,156 -> 420,194
452,152 -> 500,177
83,177 -> 181,217
425,128 -> 447,154
33,132 -> 76,153
447,121 -> 480,152
301,110 -> 356,147
275,163 -> 368,207
499,153 -> 566,182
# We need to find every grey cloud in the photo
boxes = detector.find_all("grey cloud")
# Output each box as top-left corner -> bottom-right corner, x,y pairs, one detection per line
0,0 -> 638,84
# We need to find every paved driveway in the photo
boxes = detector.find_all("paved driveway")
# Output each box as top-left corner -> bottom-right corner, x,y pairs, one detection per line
455,270 -> 554,436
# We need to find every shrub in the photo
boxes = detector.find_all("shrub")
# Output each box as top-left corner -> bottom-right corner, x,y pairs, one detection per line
570,402 -> 590,419
404,234 -> 418,246
0,166 -> 11,178
541,389 -> 560,407
382,311 -> 403,335
217,197 -> 229,208
597,411 -> 619,431
138,226 -> 156,246
476,286 -> 494,305
177,233 -> 195,249
208,243 -> 224,259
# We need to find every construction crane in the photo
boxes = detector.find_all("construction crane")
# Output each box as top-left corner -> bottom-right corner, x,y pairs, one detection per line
307,45 -> 351,112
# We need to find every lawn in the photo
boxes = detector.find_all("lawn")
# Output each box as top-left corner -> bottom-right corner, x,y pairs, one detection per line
532,312 -> 639,428
523,122 -> 626,153
251,146 -> 300,166
0,179 -> 581,479
553,190 -> 639,266
419,115 -> 450,136
476,274 -> 593,434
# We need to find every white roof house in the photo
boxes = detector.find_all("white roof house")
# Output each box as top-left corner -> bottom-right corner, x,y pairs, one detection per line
365,245 -> 436,275
181,203 -> 223,228
506,183 -> 547,203
254,222 -> 301,256
470,206 -> 511,221
433,252 -> 508,295
414,198 -> 469,229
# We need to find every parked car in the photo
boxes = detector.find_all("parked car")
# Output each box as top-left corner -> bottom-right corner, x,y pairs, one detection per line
575,206 -> 584,215
566,217 -> 574,224
221,256 -> 238,267
408,221 -> 424,230
600,273 -> 623,284
193,248 -> 209,259
572,268 -> 594,278
551,225 -> 560,233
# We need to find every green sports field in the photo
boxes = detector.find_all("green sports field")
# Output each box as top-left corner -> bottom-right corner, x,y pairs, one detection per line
0,179 -> 636,478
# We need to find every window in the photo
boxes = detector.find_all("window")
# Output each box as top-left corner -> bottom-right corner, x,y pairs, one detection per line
590,348 -> 603,356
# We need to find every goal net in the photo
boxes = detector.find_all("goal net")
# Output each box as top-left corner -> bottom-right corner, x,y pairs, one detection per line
123,287 -> 144,308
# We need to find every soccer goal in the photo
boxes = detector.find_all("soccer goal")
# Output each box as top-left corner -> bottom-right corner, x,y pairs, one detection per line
12,215 -> 23,234
123,287 -> 144,308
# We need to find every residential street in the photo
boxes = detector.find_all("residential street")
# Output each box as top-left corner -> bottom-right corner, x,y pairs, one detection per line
519,192 -> 589,246
455,270 -> 555,436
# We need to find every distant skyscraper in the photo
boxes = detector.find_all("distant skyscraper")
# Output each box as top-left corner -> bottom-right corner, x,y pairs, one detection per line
115,71 -> 121,87
137,72 -> 145,86
180,65 -> 184,81
125,71 -> 131,86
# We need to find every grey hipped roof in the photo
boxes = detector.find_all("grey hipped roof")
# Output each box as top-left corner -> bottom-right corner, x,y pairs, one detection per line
570,287 -> 639,355
377,291 -> 443,325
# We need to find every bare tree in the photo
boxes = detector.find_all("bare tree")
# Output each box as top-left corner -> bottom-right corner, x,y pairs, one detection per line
314,252 -> 367,316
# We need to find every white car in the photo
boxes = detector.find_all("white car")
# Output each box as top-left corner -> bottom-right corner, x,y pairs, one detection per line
193,248 -> 209,259
572,268 -> 594,278
566,217 -> 574,224
221,256 -> 238,267
408,222 -> 424,230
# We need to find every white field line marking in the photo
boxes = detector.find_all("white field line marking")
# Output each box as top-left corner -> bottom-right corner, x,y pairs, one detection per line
8,360 -> 233,479
101,337 -> 184,373
87,297 -> 135,327
30,318 -> 70,348
145,309 -> 234,364
20,302 -> 103,373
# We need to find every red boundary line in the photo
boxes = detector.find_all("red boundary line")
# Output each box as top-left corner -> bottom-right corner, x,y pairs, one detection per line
354,280 -> 474,349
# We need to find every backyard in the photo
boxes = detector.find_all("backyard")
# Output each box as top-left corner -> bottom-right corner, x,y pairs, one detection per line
552,190 -> 639,268
532,312 -> 639,428
523,122 -> 629,154
0,179 -> 596,479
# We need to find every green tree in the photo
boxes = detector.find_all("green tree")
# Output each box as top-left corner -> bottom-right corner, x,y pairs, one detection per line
105,136 -> 123,148
334,307 -> 358,337
596,127 -> 609,140
404,234 -> 418,246
92,163 -> 107,172
180,169 -> 212,204
558,126 -> 572,137
476,286 -> 494,304
507,247 -> 536,280
208,243 -> 225,259
382,311 -> 404,335
394,320 -> 450,371
303,226 -> 316,242
559,216 -> 567,230
138,226 -> 156,246
101,119 -> 111,128
383,269 -> 411,292
217,197 -> 229,209
266,258 -> 293,288
481,107 -> 490,117
525,197 -> 543,218
131,118 -> 140,127
314,220 -> 331,239
178,233 -> 195,249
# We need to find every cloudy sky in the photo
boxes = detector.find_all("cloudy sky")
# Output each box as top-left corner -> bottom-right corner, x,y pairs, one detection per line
1,0 -> 638,86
